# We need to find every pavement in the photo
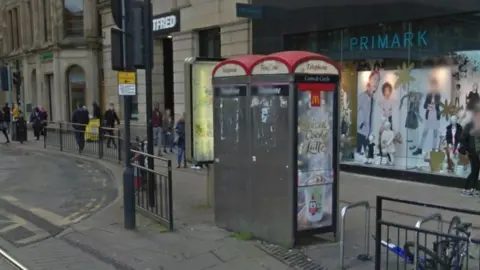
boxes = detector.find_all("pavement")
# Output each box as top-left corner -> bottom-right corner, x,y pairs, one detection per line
2,133 -> 480,269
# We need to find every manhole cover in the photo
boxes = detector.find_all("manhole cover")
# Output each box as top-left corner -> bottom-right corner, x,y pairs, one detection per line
257,242 -> 326,270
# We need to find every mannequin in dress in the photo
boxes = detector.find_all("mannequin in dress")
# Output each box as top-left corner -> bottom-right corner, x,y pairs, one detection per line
365,134 -> 375,164
446,115 -> 463,152
380,122 -> 396,165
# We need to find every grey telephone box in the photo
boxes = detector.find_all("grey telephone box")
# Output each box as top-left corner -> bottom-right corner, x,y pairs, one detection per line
211,55 -> 264,234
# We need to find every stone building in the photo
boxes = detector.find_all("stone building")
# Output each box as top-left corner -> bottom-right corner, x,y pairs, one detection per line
99,0 -> 252,122
0,0 -> 252,122
0,0 -> 100,121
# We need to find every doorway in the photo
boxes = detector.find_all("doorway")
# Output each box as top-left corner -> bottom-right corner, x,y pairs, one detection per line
163,37 -> 174,115
45,74 -> 53,120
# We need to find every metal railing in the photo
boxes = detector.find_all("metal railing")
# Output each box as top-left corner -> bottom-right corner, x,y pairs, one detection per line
374,196 -> 480,270
44,122 -> 123,163
131,149 -> 173,230
413,213 -> 443,268
340,200 -> 371,269
0,247 -> 29,269
44,122 -> 174,230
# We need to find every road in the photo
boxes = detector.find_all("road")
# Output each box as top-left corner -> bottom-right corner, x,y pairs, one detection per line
0,145 -> 117,248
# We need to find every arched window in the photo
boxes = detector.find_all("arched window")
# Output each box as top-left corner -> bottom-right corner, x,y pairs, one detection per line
64,0 -> 84,36
66,65 -> 85,118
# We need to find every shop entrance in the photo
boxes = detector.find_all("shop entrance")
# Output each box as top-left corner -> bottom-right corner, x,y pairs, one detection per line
163,37 -> 174,115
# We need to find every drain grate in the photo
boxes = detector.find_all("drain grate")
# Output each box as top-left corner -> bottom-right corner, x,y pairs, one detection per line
257,242 -> 326,270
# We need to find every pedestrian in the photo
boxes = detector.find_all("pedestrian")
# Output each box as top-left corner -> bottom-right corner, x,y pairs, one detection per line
152,102 -> 163,152
0,109 -> 10,143
30,107 -> 42,140
39,106 -> 48,136
459,103 -> 480,196
175,113 -> 187,168
71,103 -> 89,153
162,109 -> 174,153
92,101 -> 101,120
103,103 -> 120,148
2,103 -> 10,133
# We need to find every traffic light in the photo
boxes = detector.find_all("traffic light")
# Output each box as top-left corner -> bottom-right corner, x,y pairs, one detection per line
0,67 -> 8,91
130,1 -> 153,69
12,72 -> 20,86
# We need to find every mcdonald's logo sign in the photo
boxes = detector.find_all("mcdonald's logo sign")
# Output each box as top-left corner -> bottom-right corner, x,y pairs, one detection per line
311,93 -> 321,107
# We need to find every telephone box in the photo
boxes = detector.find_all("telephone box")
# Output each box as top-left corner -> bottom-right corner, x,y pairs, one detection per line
211,55 -> 264,234
249,51 -> 340,246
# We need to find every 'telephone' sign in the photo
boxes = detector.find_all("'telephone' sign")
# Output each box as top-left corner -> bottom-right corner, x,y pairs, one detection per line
152,11 -> 180,35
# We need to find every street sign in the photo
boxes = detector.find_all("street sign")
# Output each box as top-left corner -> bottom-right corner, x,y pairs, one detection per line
118,71 -> 136,84
118,72 -> 136,96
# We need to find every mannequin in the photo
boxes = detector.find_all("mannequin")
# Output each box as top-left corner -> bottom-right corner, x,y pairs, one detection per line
446,115 -> 463,152
365,134 -> 375,164
380,122 -> 396,165
377,116 -> 389,158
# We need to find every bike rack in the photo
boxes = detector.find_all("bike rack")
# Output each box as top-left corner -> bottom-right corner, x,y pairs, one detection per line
413,212 -> 443,269
340,200 -> 371,269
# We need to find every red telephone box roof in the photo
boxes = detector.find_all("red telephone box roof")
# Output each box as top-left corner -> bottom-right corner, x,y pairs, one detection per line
251,50 -> 340,74
212,55 -> 264,77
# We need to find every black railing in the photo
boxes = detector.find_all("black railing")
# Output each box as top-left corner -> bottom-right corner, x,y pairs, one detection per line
131,149 -> 173,230
44,122 -> 174,230
375,196 -> 480,270
44,122 -> 123,163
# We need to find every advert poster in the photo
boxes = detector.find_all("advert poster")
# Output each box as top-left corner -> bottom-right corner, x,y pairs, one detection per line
191,61 -> 217,162
297,87 -> 334,231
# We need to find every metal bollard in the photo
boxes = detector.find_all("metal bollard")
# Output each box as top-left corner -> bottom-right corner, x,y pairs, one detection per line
340,201 -> 372,269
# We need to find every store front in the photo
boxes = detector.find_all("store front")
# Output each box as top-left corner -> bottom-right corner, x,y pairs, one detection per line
252,2 -> 480,186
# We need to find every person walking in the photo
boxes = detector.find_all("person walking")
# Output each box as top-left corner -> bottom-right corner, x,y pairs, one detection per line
0,109 -> 10,143
103,103 -> 120,148
72,104 -> 90,153
152,102 -> 163,151
2,103 -> 10,133
175,113 -> 186,168
459,103 -> 480,196
30,107 -> 42,140
39,106 -> 48,137
162,109 -> 174,153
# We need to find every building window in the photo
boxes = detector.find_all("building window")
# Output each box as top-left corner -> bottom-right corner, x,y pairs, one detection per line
27,1 -> 33,45
284,13 -> 480,179
43,0 -> 51,41
8,10 -> 13,50
63,0 -> 84,37
198,28 -> 221,57
13,8 -> 19,49
66,65 -> 86,119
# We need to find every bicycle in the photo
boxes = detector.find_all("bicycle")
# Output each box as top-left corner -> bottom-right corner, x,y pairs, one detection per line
374,220 -> 475,270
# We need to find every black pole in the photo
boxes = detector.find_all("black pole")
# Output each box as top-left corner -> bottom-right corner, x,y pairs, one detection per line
121,0 -> 135,229
144,0 -> 155,207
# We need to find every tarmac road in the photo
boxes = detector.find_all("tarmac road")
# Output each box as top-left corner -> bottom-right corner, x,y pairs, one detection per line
0,145 -> 117,247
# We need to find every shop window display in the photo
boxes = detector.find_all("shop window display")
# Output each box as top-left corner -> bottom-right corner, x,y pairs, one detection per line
285,13 -> 480,178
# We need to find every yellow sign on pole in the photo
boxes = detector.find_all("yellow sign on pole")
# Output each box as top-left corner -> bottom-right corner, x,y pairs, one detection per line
118,72 -> 136,84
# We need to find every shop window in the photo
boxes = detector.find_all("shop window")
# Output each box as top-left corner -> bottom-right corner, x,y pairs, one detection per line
198,28 -> 221,58
66,65 -> 86,119
284,13 -> 480,179
63,0 -> 84,37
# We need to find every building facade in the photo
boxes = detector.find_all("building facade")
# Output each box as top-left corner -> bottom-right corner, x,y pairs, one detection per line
0,0 -> 100,121
251,0 -> 480,185
99,0 -> 251,122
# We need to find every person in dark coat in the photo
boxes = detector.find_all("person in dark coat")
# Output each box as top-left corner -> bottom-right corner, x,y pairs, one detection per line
30,107 -> 42,140
175,113 -> 186,168
92,102 -> 102,120
2,103 -> 10,133
459,103 -> 480,196
72,104 -> 90,153
103,103 -> 120,148
0,109 -> 9,143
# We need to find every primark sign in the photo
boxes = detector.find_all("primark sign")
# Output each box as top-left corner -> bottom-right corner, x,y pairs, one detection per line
152,10 -> 180,36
